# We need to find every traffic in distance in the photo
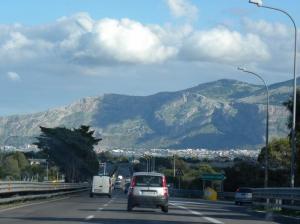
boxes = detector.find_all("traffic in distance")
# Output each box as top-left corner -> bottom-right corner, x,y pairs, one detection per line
0,0 -> 299,223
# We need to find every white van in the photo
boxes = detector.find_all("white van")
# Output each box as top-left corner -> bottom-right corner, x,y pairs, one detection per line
90,175 -> 112,198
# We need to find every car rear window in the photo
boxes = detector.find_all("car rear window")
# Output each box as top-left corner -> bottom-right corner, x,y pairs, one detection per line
135,175 -> 163,187
238,188 -> 252,193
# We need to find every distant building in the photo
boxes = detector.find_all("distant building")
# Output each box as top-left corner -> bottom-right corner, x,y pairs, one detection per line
28,159 -> 47,166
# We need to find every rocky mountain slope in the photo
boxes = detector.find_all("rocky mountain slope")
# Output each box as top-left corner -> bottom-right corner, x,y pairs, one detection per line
0,79 -> 292,149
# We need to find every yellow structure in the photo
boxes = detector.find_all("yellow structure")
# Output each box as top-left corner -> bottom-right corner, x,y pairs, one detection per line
203,187 -> 217,201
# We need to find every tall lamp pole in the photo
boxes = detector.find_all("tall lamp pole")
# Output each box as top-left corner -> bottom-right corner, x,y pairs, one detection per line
249,0 -> 298,188
238,67 -> 269,187
173,154 -> 176,177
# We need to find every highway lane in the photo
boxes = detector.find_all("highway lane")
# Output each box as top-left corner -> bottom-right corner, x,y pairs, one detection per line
0,191 -> 281,224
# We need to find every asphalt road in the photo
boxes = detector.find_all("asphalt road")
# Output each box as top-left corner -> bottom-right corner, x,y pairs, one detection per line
0,191 -> 282,224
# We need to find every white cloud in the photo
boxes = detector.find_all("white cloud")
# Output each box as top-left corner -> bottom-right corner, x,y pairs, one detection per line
7,72 -> 21,81
166,0 -> 198,21
63,18 -> 177,64
242,18 -> 299,73
243,18 -> 290,38
0,12 -> 296,77
181,27 -> 270,64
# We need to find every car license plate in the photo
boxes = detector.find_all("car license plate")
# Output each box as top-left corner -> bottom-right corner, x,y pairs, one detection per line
142,191 -> 156,196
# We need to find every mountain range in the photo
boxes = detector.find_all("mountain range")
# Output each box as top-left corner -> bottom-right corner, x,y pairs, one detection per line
0,78 -> 293,150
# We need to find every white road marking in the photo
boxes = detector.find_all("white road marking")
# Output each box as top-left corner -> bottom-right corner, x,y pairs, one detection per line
170,201 -> 230,212
204,216 -> 224,224
98,207 -> 103,211
170,203 -> 224,224
0,197 -> 70,213
85,215 -> 94,220
103,203 -> 108,207
170,200 -> 206,205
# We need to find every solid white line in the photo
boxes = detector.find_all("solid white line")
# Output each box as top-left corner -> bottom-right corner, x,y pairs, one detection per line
0,197 -> 70,213
170,203 -> 224,224
85,215 -> 94,220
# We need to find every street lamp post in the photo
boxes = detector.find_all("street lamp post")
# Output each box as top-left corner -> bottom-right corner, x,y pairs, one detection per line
143,156 -> 150,172
249,0 -> 298,188
173,154 -> 176,177
238,67 -> 269,187
152,156 -> 155,172
46,160 -> 49,181
147,156 -> 151,172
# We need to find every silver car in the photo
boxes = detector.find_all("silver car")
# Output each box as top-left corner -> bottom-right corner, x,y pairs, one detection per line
127,172 -> 169,213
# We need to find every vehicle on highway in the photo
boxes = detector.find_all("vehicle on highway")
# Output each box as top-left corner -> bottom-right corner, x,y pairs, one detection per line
90,175 -> 112,198
235,187 -> 252,205
127,172 -> 169,213
114,179 -> 125,190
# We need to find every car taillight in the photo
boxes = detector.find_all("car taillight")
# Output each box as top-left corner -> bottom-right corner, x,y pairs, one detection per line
236,188 -> 240,192
128,177 -> 136,196
162,176 -> 167,187
162,176 -> 168,198
130,176 -> 136,188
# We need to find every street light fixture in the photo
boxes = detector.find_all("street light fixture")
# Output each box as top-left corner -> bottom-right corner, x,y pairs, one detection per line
249,0 -> 298,188
249,0 -> 262,7
238,67 -> 269,187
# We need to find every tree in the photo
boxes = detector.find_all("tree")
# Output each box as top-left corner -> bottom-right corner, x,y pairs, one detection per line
13,151 -> 29,170
258,138 -> 291,170
34,125 -> 101,182
224,161 -> 264,191
2,156 -> 20,179
0,152 -> 30,180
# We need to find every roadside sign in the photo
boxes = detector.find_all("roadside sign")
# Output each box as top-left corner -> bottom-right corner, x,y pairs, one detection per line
175,168 -> 184,176
201,173 -> 226,181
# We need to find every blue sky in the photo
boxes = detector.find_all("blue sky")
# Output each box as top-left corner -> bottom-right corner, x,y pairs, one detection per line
0,0 -> 299,115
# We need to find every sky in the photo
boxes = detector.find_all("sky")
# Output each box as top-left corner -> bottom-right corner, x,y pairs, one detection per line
0,0 -> 299,115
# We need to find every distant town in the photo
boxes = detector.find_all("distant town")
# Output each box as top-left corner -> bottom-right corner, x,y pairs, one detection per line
1,144 -> 259,168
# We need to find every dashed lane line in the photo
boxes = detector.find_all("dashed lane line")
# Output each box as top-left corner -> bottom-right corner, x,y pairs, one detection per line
170,203 -> 224,224
85,215 -> 94,220
88,196 -> 115,220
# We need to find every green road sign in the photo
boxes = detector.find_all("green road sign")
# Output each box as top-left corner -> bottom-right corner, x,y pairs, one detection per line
201,173 -> 226,181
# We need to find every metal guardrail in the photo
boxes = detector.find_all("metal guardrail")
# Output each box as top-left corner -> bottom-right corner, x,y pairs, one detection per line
0,181 -> 89,195
169,189 -> 203,198
252,188 -> 300,211
162,187 -> 300,212
0,188 -> 87,204
169,189 -> 235,200
218,191 -> 235,200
